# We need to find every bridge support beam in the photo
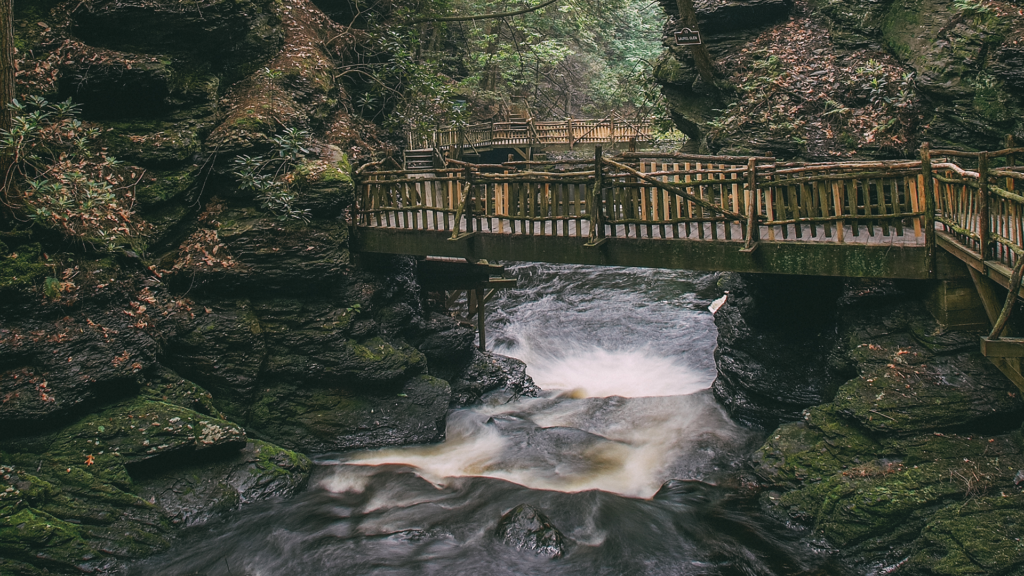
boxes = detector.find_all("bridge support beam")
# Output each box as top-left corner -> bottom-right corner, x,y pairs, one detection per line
355,228 -> 935,279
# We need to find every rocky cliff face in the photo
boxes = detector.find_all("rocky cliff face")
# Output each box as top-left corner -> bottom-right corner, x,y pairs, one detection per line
1,0 -> 532,573
712,274 -> 1024,574
655,0 -> 1024,158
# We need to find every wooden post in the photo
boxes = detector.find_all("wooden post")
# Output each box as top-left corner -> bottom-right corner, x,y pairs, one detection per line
591,146 -> 606,241
629,137 -> 637,154
464,167 -> 475,235
979,152 -> 990,260
744,158 -> 759,250
921,142 -> 937,278
990,257 -> 1024,339
476,287 -> 487,351
567,117 -> 574,149
1008,135 -> 1016,193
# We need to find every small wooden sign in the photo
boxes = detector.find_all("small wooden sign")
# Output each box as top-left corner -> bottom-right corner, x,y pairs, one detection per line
675,28 -> 702,46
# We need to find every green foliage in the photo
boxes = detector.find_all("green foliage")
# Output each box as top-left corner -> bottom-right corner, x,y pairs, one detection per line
231,127 -> 314,222
0,242 -> 50,290
357,0 -> 668,134
0,97 -> 148,252
952,0 -> 993,14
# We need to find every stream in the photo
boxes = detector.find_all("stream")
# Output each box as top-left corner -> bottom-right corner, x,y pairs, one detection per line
128,264 -> 848,575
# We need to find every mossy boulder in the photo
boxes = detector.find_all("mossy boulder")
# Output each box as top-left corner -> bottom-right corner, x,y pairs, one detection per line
0,294 -> 161,434
103,121 -> 209,168
167,299 -> 267,418
70,0 -> 283,80
172,206 -> 351,295
134,439 -> 311,527
905,494 -> 1024,575
749,282 -> 1024,568
246,374 -> 452,452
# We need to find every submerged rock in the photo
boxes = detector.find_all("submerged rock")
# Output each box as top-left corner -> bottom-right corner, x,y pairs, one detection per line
495,504 -> 567,558
449,350 -> 539,407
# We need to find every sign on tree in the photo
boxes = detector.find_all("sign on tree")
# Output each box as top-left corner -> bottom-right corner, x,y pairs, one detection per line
674,28 -> 702,46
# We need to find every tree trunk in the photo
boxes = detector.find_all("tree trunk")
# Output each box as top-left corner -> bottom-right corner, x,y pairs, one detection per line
0,0 -> 14,200
674,0 -> 718,90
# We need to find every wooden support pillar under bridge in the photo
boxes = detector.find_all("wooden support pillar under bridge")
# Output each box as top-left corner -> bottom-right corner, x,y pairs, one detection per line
416,257 -> 517,352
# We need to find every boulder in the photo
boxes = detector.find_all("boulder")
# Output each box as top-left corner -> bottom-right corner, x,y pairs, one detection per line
134,440 -> 311,527
711,273 -> 848,429
448,349 -> 538,407
495,504 -> 567,558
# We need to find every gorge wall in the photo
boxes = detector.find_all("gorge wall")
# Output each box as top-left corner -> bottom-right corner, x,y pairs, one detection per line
655,0 -> 1024,158
1,0 -> 533,573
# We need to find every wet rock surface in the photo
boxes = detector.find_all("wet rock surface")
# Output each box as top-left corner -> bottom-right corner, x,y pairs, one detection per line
711,272 -> 849,429
741,281 -> 1024,574
448,350 -> 539,407
495,504 -> 568,558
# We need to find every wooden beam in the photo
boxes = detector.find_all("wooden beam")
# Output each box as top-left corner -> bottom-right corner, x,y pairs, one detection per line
938,231 -> 1024,298
981,337 -> 1024,358
355,227 -> 932,279
968,267 -> 1003,326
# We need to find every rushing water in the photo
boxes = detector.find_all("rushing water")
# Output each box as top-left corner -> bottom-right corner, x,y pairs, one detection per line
129,264 -> 847,576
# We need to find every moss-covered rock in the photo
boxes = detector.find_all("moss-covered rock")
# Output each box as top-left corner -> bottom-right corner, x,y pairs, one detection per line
906,494 -> 1024,575
0,242 -> 49,292
246,374 -> 451,452
134,440 -> 311,527
748,281 -> 1024,569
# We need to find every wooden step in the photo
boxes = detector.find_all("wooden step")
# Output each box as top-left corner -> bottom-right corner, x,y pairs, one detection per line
404,149 -> 434,170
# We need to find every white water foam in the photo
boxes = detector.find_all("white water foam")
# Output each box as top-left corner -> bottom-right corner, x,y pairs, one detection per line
497,339 -> 709,398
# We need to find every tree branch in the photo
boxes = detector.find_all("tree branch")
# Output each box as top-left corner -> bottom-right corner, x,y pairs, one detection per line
406,0 -> 559,25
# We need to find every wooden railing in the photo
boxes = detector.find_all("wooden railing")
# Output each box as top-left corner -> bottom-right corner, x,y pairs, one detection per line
356,149 -> 954,249
406,118 -> 654,152
927,145 -> 1024,269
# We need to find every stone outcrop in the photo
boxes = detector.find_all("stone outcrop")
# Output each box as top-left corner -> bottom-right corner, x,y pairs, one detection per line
711,272 -> 849,429
712,277 -> 1024,574
654,0 -> 1024,158
2,0 -> 531,573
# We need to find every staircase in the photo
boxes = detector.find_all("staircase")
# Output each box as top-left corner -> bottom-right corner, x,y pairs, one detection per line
404,149 -> 434,171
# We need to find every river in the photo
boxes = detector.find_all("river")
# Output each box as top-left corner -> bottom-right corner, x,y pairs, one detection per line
128,264 -> 848,575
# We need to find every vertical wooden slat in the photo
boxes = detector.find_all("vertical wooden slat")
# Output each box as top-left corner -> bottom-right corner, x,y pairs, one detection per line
804,183 -> 818,238
642,161 -> 654,238
817,178 -> 832,238
719,166 -> 731,240
576,181 -> 585,237
979,152 -> 990,260
787,183 -> 802,239
776,181 -> 789,239
732,171 -> 742,241
671,163 -> 681,239
892,179 -> 904,236
684,162 -> 694,238
833,181 -> 846,243
845,177 -> 858,238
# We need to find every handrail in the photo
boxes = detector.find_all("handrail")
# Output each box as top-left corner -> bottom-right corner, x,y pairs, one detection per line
354,143 -> 1024,288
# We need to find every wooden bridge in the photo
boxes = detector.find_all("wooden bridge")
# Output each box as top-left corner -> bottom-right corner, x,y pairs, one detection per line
404,116 -> 653,169
353,143 -> 1024,389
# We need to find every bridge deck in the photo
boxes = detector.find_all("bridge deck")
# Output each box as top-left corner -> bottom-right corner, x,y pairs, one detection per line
355,147 -> 1024,282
